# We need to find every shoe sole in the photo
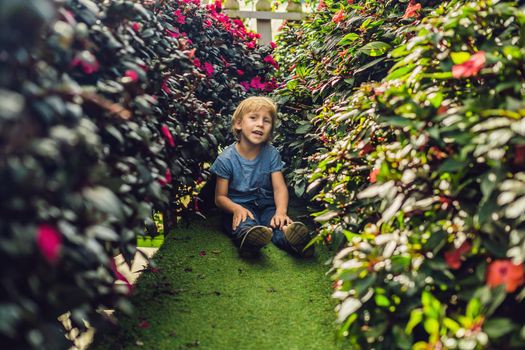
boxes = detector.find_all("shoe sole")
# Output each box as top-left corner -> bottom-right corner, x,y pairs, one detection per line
284,222 -> 315,257
284,222 -> 310,246
240,226 -> 273,251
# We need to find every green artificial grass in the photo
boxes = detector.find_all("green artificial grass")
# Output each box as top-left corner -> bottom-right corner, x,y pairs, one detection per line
93,213 -> 345,350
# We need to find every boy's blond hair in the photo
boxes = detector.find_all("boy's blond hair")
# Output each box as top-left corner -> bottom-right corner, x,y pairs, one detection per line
231,96 -> 278,140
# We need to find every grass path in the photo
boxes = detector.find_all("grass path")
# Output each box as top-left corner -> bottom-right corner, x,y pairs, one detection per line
93,213 -> 345,350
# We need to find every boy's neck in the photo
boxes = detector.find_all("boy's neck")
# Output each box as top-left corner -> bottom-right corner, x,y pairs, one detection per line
235,139 -> 263,160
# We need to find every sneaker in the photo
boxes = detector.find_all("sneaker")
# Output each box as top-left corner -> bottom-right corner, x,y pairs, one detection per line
239,225 -> 273,252
284,222 -> 315,258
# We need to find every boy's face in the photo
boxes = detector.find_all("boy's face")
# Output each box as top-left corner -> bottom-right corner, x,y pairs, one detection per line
235,108 -> 273,145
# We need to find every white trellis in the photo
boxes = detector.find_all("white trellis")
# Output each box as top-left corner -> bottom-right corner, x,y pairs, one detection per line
222,0 -> 307,44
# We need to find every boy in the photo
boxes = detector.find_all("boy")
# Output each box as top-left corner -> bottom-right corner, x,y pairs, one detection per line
210,96 -> 314,257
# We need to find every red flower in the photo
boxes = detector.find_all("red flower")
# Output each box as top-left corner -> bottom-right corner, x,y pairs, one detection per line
193,58 -> 202,68
161,125 -> 175,147
317,0 -> 327,11
452,51 -> 486,79
332,9 -> 345,23
138,320 -> 150,328
131,22 -> 141,32
246,41 -> 256,49
214,0 -> 222,10
402,1 -> 422,19
159,168 -> 172,186
203,62 -> 215,76
37,224 -> 62,264
514,145 -> 525,166
487,260 -> 525,292
369,168 -> 380,183
236,69 -> 245,76
270,41 -> 277,49
444,241 -> 472,270
358,143 -> 375,157
124,70 -> 139,82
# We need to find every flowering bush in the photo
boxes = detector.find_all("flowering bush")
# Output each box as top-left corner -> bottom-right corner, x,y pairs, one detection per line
272,0 -> 438,198
294,0 -> 525,348
0,0 -> 275,348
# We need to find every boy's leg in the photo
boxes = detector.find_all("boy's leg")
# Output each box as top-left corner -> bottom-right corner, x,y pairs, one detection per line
260,205 -> 314,257
222,204 -> 272,252
259,205 -> 294,252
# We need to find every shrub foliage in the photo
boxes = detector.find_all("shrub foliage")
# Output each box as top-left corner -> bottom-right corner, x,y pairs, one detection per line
275,0 -> 525,348
0,0 -> 275,348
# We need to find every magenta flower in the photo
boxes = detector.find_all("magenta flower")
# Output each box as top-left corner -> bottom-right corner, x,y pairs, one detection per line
246,41 -> 256,49
270,41 -> 277,49
237,69 -> 245,76
263,55 -> 279,70
173,9 -> 186,25
159,168 -> 172,186
162,79 -> 172,94
249,76 -> 266,90
110,259 -> 133,293
240,81 -> 250,91
70,51 -> 99,74
166,29 -> 180,38
203,19 -> 212,27
131,22 -> 141,32
124,70 -> 139,82
37,224 -> 62,264
161,124 -> 175,147
193,58 -> 202,68
203,62 -> 215,76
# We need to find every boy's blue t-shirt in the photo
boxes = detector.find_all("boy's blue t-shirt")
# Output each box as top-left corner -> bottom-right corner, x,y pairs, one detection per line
210,143 -> 285,204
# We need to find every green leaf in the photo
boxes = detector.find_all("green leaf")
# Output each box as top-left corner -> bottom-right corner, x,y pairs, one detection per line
423,318 -> 440,335
83,186 -> 124,220
337,32 -> 360,46
437,158 -> 464,172
357,41 -> 392,57
466,298 -> 481,319
406,309 -> 423,333
450,52 -> 471,64
484,318 -> 515,339
386,64 -> 415,80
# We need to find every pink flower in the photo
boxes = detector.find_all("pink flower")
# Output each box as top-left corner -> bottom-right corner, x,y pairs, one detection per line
236,69 -> 245,76
203,62 -> 214,76
161,125 -> 175,147
263,55 -> 279,70
444,241 -> 472,270
332,9 -> 345,23
110,259 -> 133,293
487,260 -> 524,293
124,70 -> 139,82
37,224 -> 62,264
317,0 -> 327,11
193,58 -> 202,68
131,22 -> 141,32
452,51 -> 486,79
402,1 -> 422,19
270,41 -> 277,49
246,41 -> 256,49
214,0 -> 222,10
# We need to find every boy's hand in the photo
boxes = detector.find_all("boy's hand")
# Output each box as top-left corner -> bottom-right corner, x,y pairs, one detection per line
232,205 -> 254,230
270,213 -> 292,231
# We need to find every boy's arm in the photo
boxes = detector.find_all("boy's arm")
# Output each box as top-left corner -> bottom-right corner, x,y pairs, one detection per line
270,171 -> 292,229
215,176 -> 254,230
